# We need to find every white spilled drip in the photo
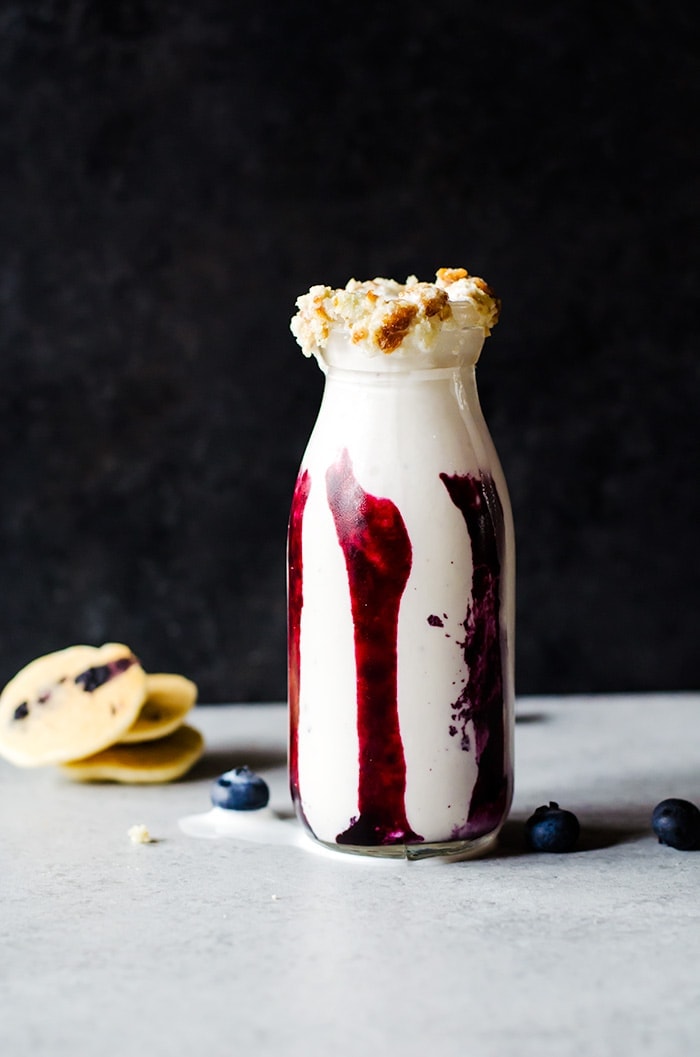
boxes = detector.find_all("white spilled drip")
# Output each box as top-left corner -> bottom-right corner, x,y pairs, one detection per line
177,807 -> 407,866
178,806 -> 307,847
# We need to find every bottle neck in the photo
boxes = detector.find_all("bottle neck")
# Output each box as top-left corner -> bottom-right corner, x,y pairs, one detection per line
324,362 -> 476,384
316,326 -> 485,374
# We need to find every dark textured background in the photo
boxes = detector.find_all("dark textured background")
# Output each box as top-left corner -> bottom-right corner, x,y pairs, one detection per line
0,0 -> 698,701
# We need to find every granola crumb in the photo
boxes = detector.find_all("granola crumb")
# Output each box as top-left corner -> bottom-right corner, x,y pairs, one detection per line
290,268 -> 500,365
128,823 -> 153,844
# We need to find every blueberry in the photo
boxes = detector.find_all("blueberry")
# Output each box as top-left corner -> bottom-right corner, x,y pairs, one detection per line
525,801 -> 580,853
210,766 -> 270,811
651,798 -> 700,850
75,656 -> 134,693
75,665 -> 111,693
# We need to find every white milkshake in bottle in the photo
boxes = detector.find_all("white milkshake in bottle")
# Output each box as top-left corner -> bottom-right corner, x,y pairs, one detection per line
288,268 -> 514,859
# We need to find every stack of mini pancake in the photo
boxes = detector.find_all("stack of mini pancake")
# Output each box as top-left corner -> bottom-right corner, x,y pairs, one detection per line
0,643 -> 203,782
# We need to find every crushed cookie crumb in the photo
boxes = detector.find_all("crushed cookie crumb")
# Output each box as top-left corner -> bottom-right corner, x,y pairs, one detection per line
436,267 -> 469,284
376,303 -> 418,352
423,290 -> 450,318
290,268 -> 500,364
128,823 -> 154,844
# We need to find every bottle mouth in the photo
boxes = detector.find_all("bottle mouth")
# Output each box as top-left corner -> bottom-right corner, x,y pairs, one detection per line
318,323 -> 486,373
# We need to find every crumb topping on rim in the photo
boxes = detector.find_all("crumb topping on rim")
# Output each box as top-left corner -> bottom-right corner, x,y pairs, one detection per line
290,268 -> 500,363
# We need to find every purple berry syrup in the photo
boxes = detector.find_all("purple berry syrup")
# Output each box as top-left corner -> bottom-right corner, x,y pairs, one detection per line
326,449 -> 422,846
439,471 -> 509,838
287,470 -> 311,801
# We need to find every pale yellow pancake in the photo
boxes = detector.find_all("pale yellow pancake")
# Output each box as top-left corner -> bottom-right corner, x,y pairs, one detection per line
120,673 -> 198,744
60,724 -> 204,783
0,644 -> 147,767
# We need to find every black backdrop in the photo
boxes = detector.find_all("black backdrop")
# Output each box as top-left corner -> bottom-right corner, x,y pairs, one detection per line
0,0 -> 698,701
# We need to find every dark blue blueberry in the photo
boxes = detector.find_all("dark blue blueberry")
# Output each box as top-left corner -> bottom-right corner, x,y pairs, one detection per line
210,766 -> 270,811
75,657 -> 133,693
525,801 -> 580,853
75,665 -> 111,693
652,798 -> 700,851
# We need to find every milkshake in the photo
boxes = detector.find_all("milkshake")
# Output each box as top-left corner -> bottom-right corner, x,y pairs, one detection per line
288,269 -> 514,859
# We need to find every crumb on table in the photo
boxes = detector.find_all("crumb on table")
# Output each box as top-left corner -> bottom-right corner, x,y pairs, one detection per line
128,823 -> 153,844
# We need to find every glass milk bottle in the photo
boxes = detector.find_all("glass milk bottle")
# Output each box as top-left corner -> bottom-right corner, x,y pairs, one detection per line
287,271 -> 515,859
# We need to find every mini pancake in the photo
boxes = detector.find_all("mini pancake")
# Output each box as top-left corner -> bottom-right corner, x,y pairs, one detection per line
120,673 -> 198,744
60,723 -> 204,783
0,644 -> 147,767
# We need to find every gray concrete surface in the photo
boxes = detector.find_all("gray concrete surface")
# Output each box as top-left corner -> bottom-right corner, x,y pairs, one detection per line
1,695 -> 698,1056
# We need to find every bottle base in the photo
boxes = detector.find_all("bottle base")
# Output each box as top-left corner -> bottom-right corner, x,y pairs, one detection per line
311,828 -> 501,862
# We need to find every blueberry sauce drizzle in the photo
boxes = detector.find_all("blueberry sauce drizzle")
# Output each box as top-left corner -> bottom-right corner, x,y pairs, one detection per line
439,471 -> 508,838
288,470 -> 311,801
75,656 -> 134,693
326,449 -> 422,846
